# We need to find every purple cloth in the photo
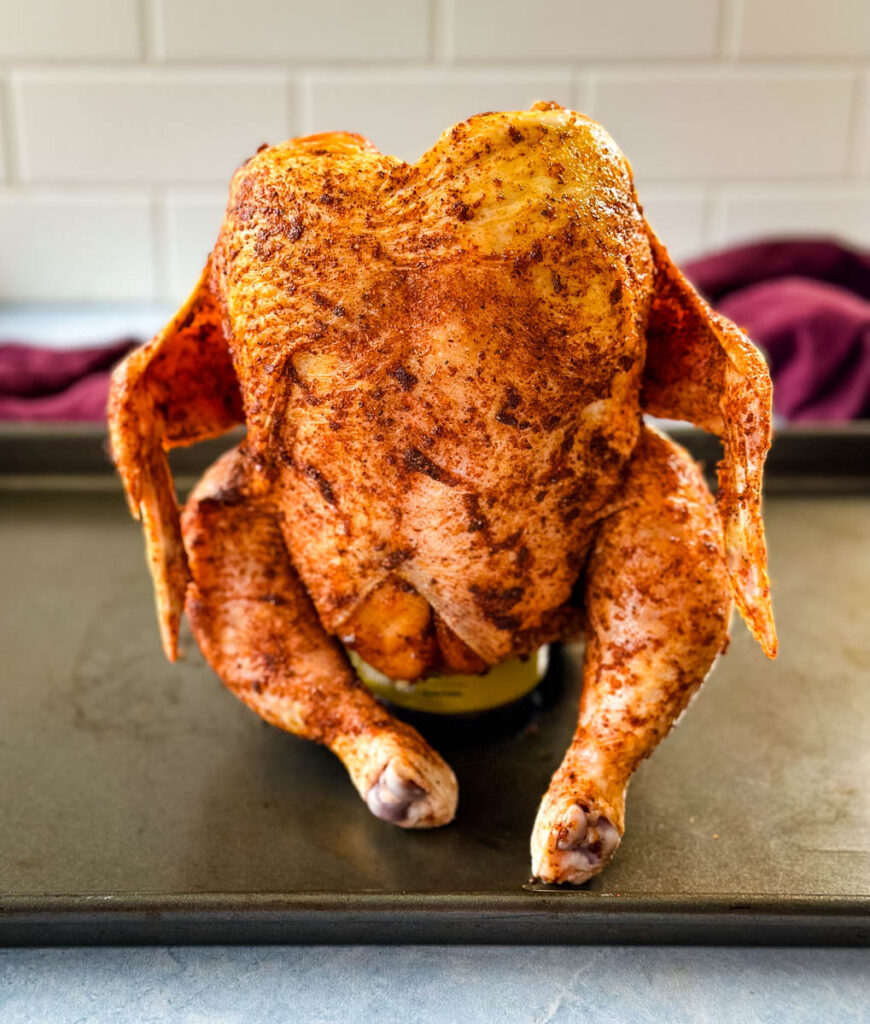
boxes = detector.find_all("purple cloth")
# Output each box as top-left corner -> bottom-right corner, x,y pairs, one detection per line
0,339 -> 136,421
685,239 -> 870,421
0,238 -> 868,421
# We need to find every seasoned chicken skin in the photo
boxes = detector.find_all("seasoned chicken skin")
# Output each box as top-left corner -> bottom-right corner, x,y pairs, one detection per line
109,103 -> 775,884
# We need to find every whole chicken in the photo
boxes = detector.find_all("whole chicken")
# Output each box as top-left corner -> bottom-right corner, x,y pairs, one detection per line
109,102 -> 776,885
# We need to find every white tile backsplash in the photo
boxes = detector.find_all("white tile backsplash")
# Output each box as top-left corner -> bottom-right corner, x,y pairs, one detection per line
0,0 -> 140,61
0,0 -> 865,307
156,0 -> 430,61
714,186 -> 870,250
0,191 -> 154,301
736,0 -> 870,58
638,187 -> 709,262
165,190 -> 228,299
15,70 -> 291,184
856,73 -> 870,177
0,82 -> 6,181
450,0 -> 719,60
308,70 -> 573,161
593,71 -> 855,181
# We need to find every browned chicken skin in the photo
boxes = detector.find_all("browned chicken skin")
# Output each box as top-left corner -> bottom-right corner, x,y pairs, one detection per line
108,103 -> 775,884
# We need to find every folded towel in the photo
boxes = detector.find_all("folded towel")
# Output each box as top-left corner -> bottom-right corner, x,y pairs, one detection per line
0,339 -> 135,421
685,239 -> 870,421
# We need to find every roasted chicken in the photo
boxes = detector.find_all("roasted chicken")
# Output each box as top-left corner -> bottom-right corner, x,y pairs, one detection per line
109,102 -> 776,884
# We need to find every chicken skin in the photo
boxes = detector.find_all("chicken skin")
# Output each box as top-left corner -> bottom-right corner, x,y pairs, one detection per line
108,103 -> 775,885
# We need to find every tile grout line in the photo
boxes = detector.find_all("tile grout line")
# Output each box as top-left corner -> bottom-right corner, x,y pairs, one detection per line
718,0 -> 743,61
430,0 -> 453,65
141,0 -> 161,63
0,72 -> 17,185
297,72 -> 314,136
150,184 -> 168,303
137,0 -> 149,63
704,183 -> 726,252
286,73 -> 300,139
576,69 -> 595,117
845,65 -> 867,179
0,58 -> 864,76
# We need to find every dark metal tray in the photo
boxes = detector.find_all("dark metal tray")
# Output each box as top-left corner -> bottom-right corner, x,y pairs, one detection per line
1,424 -> 868,945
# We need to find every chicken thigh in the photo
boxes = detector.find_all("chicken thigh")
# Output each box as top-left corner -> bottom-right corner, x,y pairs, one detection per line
109,103 -> 775,885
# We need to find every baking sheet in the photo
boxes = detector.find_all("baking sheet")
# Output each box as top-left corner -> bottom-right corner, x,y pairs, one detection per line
1,426 -> 868,945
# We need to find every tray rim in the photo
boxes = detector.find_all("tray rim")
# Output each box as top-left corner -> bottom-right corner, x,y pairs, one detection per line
2,425 -> 869,945
2,891 -> 868,946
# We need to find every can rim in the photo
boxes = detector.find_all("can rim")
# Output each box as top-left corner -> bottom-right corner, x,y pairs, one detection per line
349,646 -> 550,715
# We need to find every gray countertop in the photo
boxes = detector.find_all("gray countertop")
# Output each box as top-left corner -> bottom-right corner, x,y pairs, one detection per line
1,946 -> 868,1023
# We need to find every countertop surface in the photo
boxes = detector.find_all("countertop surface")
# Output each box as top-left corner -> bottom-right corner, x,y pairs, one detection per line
1,946 -> 868,1023
0,304 -> 173,347
1,309 -> 867,1019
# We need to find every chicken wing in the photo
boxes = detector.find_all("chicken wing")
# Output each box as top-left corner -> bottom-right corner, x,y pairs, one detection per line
641,229 -> 775,658
108,264 -> 243,659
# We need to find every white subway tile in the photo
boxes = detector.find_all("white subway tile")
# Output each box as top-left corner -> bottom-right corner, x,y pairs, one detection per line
593,71 -> 853,180
308,70 -> 573,162
637,187 -> 708,261
156,0 -> 430,61
856,73 -> 870,177
0,84 -> 6,181
164,190 -> 227,301
0,191 -> 154,301
572,74 -> 595,118
15,71 -> 291,184
715,186 -> 870,249
736,0 -> 870,58
451,0 -> 719,60
0,0 -> 139,60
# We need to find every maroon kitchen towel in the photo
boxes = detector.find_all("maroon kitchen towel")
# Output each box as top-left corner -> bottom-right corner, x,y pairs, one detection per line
685,239 -> 870,421
685,238 -> 870,305
0,338 -> 136,421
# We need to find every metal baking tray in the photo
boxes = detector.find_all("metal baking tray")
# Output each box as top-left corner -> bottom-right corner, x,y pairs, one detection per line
1,424 -> 868,945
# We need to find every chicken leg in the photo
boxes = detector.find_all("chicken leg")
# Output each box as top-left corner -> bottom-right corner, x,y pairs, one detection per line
532,427 -> 732,884
181,445 -> 458,828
